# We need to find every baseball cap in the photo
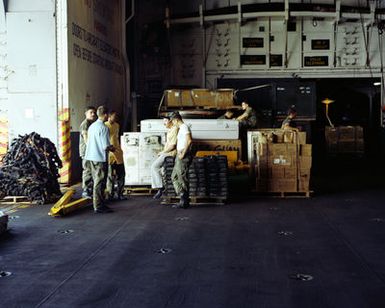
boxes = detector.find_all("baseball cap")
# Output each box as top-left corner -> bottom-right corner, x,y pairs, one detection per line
169,111 -> 181,120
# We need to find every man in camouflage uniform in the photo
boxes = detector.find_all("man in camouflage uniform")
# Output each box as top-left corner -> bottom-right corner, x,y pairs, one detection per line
79,106 -> 96,198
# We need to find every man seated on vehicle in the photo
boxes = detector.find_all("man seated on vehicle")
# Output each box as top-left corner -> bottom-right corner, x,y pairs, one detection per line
236,101 -> 257,129
151,115 -> 178,200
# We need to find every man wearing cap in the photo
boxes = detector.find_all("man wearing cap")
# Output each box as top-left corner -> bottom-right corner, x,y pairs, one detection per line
170,111 -> 192,208
151,115 -> 178,199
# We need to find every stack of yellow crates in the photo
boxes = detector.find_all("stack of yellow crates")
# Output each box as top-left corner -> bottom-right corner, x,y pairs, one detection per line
252,130 -> 312,193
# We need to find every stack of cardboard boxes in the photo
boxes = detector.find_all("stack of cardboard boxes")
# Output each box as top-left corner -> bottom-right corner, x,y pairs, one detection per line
249,130 -> 312,193
325,126 -> 364,154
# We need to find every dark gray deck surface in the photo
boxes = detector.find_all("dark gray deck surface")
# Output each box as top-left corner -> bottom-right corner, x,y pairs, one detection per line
1,187 -> 385,308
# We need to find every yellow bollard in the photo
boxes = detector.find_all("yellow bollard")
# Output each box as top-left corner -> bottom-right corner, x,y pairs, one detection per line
0,114 -> 8,164
58,108 -> 72,185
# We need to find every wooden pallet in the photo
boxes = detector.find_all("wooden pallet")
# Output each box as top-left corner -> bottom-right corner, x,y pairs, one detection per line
161,196 -> 227,205
124,186 -> 157,196
252,191 -> 313,198
0,196 -> 32,204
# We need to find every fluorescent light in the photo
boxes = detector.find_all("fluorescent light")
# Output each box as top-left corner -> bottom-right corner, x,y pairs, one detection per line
374,82 -> 381,86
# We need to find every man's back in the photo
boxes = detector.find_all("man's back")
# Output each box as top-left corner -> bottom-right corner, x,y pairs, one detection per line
105,121 -> 123,164
85,119 -> 110,162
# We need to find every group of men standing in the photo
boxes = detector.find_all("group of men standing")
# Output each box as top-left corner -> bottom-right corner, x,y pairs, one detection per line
79,105 -> 126,214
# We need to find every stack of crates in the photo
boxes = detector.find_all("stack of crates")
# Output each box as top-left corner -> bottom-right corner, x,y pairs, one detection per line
163,89 -> 234,109
162,155 -> 228,201
206,155 -> 228,198
325,126 -> 364,154
188,157 -> 207,197
249,130 -> 312,193
163,156 -> 177,197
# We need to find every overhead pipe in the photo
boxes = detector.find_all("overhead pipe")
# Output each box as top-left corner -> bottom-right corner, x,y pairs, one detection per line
122,0 -> 134,130
284,0 -> 289,68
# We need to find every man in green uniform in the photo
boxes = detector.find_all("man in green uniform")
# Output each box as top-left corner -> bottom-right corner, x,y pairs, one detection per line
236,101 -> 257,161
79,106 -> 96,198
170,111 -> 192,208
236,101 -> 257,129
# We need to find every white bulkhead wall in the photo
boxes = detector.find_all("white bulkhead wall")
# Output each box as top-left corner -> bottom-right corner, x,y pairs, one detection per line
6,0 -> 58,145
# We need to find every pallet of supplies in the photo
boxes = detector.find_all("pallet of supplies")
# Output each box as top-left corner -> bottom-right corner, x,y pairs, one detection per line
325,126 -> 364,154
248,129 -> 311,197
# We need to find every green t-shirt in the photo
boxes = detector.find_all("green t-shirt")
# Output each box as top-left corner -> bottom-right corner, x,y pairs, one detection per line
241,106 -> 257,127
79,119 -> 93,158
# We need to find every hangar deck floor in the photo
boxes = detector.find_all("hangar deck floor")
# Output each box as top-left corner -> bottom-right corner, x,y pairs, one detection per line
1,184 -> 385,308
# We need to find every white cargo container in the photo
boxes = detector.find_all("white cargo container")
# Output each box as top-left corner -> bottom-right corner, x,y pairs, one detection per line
140,119 -> 239,140
121,132 -> 166,186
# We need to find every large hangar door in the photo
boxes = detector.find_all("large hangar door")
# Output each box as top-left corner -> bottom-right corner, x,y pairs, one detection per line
6,11 -> 57,145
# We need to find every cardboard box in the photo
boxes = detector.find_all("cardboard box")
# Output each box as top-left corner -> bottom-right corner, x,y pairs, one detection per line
299,168 -> 311,177
274,131 -> 284,143
299,156 -> 312,169
286,144 -> 297,156
268,179 -> 297,192
269,166 -> 285,178
165,89 -> 182,107
299,177 -> 310,191
356,126 -> 364,138
268,144 -> 287,156
283,130 -> 296,143
191,89 -> 214,106
300,144 -> 312,156
181,90 -> 194,107
325,127 -> 338,143
338,126 -> 356,141
269,155 -> 296,167
284,167 -> 297,179
298,132 -> 307,145
338,140 -> 356,152
280,179 -> 297,192
213,89 -> 234,108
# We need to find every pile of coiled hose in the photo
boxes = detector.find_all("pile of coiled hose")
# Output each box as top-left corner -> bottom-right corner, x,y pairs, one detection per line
0,132 -> 63,204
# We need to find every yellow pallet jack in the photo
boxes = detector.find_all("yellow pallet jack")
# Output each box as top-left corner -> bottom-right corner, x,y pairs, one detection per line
48,190 -> 92,217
